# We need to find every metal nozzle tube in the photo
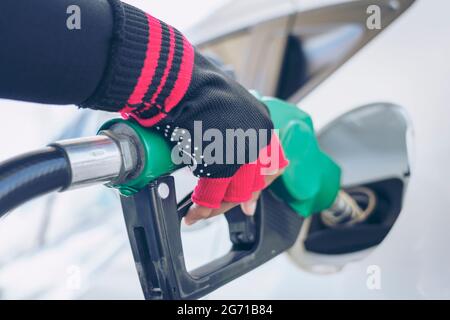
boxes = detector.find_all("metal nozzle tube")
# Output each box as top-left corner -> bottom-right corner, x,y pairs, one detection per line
51,135 -> 136,189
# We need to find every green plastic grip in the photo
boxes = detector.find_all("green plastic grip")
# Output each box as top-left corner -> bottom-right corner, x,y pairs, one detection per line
99,95 -> 341,217
99,119 -> 179,196
261,95 -> 341,217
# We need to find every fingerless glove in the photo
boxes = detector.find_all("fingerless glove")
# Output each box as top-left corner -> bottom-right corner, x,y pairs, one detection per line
81,0 -> 289,208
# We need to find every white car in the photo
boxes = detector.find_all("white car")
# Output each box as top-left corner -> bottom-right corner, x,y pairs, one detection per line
0,0 -> 449,299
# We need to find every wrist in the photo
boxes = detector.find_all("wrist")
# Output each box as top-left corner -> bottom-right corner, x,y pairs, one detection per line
80,0 -> 194,125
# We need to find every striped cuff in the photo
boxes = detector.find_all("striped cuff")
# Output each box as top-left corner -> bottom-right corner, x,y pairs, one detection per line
81,0 -> 194,127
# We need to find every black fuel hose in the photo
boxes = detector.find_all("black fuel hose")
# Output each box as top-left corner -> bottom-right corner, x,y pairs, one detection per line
0,147 -> 71,218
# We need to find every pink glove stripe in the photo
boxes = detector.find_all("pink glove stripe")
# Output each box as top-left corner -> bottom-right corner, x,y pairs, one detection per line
126,14 -> 162,105
149,25 -> 175,106
127,37 -> 194,127
163,38 -> 194,113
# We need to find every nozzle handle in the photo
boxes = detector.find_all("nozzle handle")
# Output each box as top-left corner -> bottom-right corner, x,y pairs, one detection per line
120,175 -> 302,300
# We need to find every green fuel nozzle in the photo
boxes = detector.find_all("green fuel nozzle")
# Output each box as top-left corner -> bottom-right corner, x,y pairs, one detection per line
260,95 -> 341,217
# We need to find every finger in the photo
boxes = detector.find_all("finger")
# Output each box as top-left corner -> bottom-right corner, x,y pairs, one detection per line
222,163 -> 258,203
264,168 -> 285,187
186,168 -> 287,225
185,201 -> 239,225
211,202 -> 239,216
240,169 -> 285,216
208,202 -> 240,219
184,204 -> 212,225
241,190 -> 261,216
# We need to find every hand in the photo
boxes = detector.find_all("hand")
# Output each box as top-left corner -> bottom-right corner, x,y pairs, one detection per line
185,168 -> 285,225
80,1 -> 289,218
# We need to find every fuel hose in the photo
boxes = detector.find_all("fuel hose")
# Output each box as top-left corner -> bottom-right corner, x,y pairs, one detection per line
0,147 -> 71,218
0,130 -> 139,219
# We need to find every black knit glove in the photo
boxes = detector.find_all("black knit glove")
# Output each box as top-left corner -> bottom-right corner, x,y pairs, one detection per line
81,0 -> 288,208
